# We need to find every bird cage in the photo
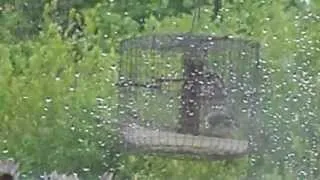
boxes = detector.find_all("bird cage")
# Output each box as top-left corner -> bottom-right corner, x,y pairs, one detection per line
117,33 -> 261,160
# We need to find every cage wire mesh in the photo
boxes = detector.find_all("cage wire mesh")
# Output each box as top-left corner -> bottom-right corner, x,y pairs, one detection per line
117,34 -> 261,161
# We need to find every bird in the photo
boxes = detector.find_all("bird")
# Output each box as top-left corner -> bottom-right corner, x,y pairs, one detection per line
202,109 -> 239,138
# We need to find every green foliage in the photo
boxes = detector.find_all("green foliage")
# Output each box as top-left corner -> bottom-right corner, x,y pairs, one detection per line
0,6 -> 120,176
117,155 -> 248,180
0,0 -> 320,179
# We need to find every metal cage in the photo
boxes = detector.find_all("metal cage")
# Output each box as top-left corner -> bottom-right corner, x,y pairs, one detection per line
117,33 -> 261,160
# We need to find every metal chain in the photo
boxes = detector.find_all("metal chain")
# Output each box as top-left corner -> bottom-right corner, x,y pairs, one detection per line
190,0 -> 201,33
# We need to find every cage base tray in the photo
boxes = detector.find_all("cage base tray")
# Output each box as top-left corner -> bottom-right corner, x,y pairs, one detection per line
121,124 -> 249,160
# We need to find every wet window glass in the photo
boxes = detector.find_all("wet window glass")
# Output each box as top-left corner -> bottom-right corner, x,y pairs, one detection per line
0,0 -> 319,179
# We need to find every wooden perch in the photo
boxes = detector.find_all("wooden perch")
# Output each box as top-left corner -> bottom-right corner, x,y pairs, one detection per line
121,124 -> 249,160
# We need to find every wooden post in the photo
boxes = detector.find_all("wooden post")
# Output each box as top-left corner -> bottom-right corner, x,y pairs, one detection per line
178,47 -> 205,135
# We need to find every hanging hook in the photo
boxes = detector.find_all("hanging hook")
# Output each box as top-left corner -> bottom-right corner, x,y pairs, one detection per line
212,0 -> 223,21
190,0 -> 202,33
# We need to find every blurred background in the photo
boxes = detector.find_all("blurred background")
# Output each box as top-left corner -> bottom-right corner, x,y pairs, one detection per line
0,0 -> 319,179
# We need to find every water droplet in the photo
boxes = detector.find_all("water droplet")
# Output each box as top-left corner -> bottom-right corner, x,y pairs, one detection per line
82,168 -> 90,172
45,97 -> 52,103
69,87 -> 75,92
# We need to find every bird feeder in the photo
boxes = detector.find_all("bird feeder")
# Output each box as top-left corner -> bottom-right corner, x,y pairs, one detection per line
117,33 -> 261,160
